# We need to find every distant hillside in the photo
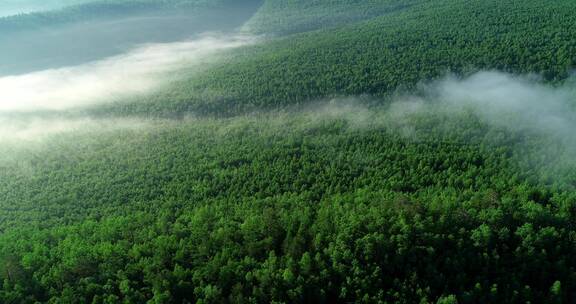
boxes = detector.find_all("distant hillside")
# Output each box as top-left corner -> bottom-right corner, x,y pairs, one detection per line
244,0 -> 425,34
103,0 -> 576,116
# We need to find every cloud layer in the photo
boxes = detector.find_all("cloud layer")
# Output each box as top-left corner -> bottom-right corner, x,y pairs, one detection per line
0,33 -> 257,112
434,72 -> 576,135
0,116 -> 156,143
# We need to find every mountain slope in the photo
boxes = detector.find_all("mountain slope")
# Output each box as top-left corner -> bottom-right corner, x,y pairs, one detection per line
243,0 -> 424,34
8,0 -> 573,103
95,0 -> 576,116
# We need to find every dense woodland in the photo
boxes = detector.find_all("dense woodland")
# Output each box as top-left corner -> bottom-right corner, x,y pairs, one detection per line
110,0 -> 576,117
2,108 -> 576,303
6,0 -> 574,98
243,0 -> 423,34
1,0 -> 576,303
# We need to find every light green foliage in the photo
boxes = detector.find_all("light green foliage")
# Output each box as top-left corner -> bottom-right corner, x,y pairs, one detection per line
437,295 -> 458,304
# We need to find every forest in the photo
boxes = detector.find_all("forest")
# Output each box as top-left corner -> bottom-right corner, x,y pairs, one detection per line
84,0 -> 576,117
2,107 -> 576,303
1,0 -> 576,303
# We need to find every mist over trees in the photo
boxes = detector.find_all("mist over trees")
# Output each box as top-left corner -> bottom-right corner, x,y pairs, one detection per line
1,0 -> 576,303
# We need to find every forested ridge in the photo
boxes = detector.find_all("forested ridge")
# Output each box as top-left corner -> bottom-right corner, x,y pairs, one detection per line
243,0 -> 424,34
1,0 -> 576,303
83,0 -> 576,117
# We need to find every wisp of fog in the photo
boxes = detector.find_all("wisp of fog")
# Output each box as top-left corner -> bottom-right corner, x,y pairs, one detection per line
295,71 -> 576,146
416,71 -> 576,143
0,33 -> 257,112
0,33 -> 257,142
438,72 -> 574,131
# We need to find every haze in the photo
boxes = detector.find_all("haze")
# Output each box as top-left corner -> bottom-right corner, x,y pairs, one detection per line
0,34 -> 257,112
0,1 -> 262,75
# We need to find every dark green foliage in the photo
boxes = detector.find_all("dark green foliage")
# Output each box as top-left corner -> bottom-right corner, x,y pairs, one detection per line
1,108 -> 575,303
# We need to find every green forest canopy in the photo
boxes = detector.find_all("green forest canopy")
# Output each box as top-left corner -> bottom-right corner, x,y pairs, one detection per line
90,0 -> 576,117
1,0 -> 576,303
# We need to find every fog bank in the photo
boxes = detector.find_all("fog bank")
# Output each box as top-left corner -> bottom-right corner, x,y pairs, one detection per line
400,71 -> 576,144
0,116 -> 157,143
0,33 -> 257,112
437,72 -> 575,134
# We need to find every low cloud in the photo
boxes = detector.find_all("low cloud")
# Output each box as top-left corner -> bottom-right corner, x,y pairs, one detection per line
0,116 -> 157,143
0,33 -> 257,112
431,71 -> 576,139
